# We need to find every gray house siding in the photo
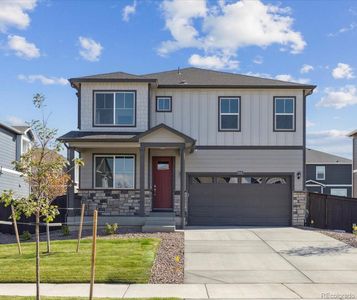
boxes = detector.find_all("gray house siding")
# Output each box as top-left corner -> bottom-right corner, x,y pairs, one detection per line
306,164 -> 352,197
354,138 -> 357,198
0,127 -> 30,197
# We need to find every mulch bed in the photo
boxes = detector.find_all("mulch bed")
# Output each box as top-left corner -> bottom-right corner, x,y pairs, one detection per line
0,230 -> 184,284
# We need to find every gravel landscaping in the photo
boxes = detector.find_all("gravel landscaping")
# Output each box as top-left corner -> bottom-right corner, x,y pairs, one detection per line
0,230 -> 184,284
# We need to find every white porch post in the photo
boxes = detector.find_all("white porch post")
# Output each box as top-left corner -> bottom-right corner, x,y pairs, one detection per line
67,147 -> 75,216
180,144 -> 185,227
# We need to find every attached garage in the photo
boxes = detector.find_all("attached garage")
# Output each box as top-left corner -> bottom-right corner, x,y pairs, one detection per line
187,174 -> 292,226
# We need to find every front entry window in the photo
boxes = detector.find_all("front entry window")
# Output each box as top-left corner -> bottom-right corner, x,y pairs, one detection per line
95,155 -> 135,189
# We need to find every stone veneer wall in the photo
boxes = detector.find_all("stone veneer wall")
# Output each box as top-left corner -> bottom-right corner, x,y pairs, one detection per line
78,189 -> 152,216
78,189 -> 183,217
292,191 -> 308,226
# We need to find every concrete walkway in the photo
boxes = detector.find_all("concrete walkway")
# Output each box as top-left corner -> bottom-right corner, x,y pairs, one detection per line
2,283 -> 357,299
185,227 -> 357,284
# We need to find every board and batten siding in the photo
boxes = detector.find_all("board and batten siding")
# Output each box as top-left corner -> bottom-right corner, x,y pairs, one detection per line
0,128 -> 17,169
80,82 -> 149,132
186,149 -> 304,191
353,138 -> 357,198
151,88 -> 304,146
0,172 -> 29,198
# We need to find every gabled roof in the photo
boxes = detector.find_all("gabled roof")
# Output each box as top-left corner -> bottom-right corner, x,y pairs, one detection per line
144,67 -> 316,89
58,123 -> 196,145
306,148 -> 352,165
69,67 -> 316,90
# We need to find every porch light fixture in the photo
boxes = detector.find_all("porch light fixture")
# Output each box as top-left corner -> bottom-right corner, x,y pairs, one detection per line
297,172 -> 301,180
0,166 -> 2,175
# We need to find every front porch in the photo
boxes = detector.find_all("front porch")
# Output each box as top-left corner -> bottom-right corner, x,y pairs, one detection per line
61,124 -> 196,230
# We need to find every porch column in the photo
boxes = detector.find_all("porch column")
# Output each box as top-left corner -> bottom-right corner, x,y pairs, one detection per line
139,145 -> 145,216
180,144 -> 185,227
67,147 -> 75,217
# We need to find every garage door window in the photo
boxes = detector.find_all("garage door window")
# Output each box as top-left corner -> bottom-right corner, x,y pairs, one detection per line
266,177 -> 287,184
242,177 -> 264,184
192,176 -> 213,184
216,177 -> 239,184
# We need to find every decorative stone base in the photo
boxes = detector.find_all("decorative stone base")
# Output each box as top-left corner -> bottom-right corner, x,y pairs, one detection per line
78,189 -> 152,216
292,191 -> 308,226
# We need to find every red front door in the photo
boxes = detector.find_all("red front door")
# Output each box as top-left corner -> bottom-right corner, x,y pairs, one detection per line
152,157 -> 173,210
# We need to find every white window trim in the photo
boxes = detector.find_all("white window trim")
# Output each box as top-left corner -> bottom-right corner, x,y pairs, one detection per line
274,97 -> 295,131
94,91 -> 136,126
316,165 -> 326,180
156,97 -> 172,112
94,154 -> 135,189
219,97 -> 240,131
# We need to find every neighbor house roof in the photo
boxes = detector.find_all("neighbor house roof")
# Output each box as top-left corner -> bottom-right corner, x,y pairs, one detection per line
306,148 -> 352,164
348,129 -> 357,137
69,67 -> 316,90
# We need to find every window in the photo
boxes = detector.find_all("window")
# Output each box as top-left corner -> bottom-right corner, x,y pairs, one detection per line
95,155 -> 135,189
156,97 -> 172,112
274,97 -> 295,131
94,91 -> 135,126
330,188 -> 348,197
219,97 -> 240,131
316,166 -> 326,180
192,176 -> 213,184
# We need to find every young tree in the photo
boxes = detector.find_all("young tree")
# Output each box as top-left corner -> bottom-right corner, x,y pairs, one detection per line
0,94 -> 83,300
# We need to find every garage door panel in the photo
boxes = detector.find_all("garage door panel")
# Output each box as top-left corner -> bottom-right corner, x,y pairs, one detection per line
188,175 -> 291,226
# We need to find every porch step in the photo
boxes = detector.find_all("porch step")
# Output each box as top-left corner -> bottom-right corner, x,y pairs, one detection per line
142,212 -> 176,233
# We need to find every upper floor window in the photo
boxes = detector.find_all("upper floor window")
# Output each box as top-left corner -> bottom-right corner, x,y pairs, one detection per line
219,97 -> 240,131
156,96 -> 172,112
316,166 -> 326,180
274,97 -> 295,131
94,91 -> 136,126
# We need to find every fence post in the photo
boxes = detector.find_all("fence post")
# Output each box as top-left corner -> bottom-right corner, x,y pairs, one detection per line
89,209 -> 98,300
11,205 -> 22,255
46,222 -> 51,253
76,203 -> 85,253
324,195 -> 328,228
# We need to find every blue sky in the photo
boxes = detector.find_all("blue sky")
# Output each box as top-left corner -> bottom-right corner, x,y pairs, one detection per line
0,0 -> 356,158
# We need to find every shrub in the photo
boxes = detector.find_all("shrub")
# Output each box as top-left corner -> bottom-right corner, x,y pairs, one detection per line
105,223 -> 118,235
62,225 -> 70,236
20,230 -> 32,241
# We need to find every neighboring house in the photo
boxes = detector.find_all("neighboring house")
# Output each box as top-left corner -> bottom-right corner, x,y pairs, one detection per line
0,123 -> 34,197
59,67 -> 316,229
348,130 -> 357,198
306,148 -> 352,197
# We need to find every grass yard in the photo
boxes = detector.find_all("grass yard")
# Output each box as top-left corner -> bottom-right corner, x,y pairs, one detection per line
0,297 -> 179,300
0,238 -> 160,283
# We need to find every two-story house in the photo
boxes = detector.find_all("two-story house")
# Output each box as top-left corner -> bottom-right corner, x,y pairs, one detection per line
59,67 -> 316,230
306,148 -> 352,197
349,130 -> 357,198
0,122 -> 34,197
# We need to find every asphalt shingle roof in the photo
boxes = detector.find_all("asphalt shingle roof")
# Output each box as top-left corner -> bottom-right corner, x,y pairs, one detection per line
69,67 -> 316,89
306,148 -> 351,164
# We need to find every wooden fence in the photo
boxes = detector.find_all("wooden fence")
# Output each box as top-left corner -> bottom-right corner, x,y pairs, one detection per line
307,192 -> 357,233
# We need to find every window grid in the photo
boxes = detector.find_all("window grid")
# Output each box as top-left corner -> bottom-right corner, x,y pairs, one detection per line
156,97 -> 172,112
94,91 -> 135,126
219,97 -> 240,131
94,154 -> 135,189
274,97 -> 295,131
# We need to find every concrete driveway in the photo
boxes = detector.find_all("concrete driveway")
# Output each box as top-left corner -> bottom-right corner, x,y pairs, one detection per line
184,227 -> 357,284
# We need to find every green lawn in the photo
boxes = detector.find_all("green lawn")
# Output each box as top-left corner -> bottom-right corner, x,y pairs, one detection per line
0,238 -> 160,283
0,297 -> 179,300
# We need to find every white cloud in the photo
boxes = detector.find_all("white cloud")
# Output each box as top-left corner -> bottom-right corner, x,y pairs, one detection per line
307,129 -> 352,158
7,35 -> 40,59
300,64 -> 313,74
332,63 -> 354,79
0,0 -> 37,32
6,115 -> 26,126
159,0 -> 306,65
306,120 -> 315,128
317,85 -> 357,109
18,74 -> 68,85
189,53 -> 239,70
253,55 -> 263,64
122,1 -> 137,22
328,22 -> 357,37
275,74 -> 310,84
78,36 -> 103,62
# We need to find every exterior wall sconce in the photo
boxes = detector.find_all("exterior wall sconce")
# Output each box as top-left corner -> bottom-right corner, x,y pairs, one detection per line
297,172 -> 301,180
0,166 -> 2,175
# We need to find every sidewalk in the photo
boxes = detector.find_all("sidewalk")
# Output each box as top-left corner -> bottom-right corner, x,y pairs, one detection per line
1,283 -> 357,299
